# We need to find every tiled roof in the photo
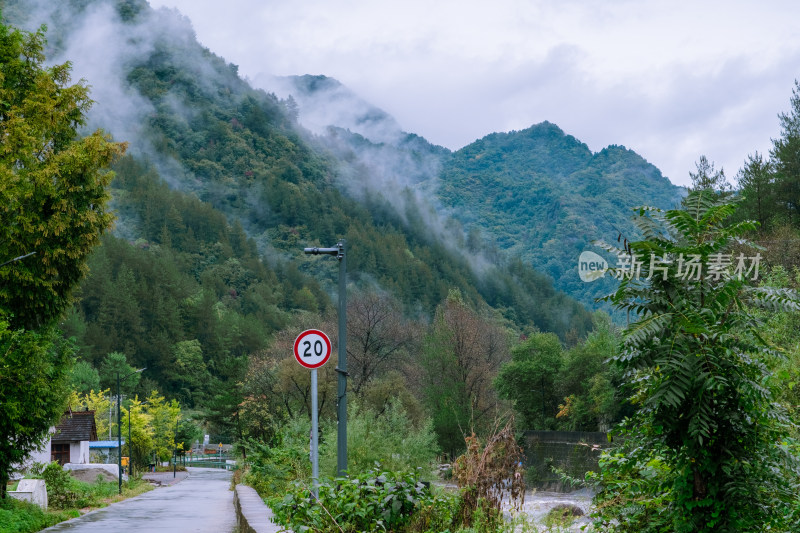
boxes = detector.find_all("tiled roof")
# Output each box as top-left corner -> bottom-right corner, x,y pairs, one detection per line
52,410 -> 98,443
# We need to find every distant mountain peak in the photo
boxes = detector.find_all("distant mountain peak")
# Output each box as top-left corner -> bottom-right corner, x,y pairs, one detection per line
253,73 -> 406,146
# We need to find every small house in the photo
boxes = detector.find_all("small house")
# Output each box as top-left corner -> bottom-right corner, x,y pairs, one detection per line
51,409 -> 98,465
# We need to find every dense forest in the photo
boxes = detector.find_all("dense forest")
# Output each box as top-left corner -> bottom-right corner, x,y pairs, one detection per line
1,0 -> 594,436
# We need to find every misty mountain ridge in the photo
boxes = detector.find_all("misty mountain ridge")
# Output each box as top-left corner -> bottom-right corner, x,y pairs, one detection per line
260,73 -> 413,148
3,0 -> 679,332
275,73 -> 684,310
2,0 -> 597,399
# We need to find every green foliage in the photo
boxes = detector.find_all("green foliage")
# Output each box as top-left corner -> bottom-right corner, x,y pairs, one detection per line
98,351 -> 141,395
242,417 -> 312,499
437,122 -> 683,315
319,400 -> 439,478
270,469 -> 444,533
771,80 -> 800,227
175,418 -> 202,453
0,17 -> 121,496
69,360 -> 100,396
0,319 -> 72,496
496,333 -> 563,430
593,191 -> 800,531
68,388 -> 112,441
496,315 -> 625,432
122,398 -> 153,472
0,496 -> 75,533
145,391 -> 180,462
0,19 -> 125,330
733,80 -> 800,232
688,155 -> 732,193
38,462 -> 78,510
26,461 -> 150,512
167,340 -> 210,408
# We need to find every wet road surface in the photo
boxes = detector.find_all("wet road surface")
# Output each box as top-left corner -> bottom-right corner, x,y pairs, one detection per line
41,467 -> 236,532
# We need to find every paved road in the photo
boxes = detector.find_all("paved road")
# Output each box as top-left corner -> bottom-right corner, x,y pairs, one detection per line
41,467 -> 236,532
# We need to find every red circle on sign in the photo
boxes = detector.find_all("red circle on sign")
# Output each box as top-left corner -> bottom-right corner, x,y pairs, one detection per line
293,329 -> 332,369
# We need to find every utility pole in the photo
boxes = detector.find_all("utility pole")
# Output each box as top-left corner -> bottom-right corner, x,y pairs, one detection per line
303,240 -> 347,476
117,368 -> 145,495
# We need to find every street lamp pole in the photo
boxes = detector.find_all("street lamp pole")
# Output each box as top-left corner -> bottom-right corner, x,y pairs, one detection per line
117,368 -> 145,495
304,240 -> 347,476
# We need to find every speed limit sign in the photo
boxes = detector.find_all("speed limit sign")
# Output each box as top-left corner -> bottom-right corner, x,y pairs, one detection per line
293,330 -> 332,369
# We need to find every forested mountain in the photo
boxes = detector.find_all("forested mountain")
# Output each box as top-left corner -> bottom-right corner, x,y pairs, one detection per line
1,0 -> 593,402
269,73 -> 684,313
437,123 -> 685,311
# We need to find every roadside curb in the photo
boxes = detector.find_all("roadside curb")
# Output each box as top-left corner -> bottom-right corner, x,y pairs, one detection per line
234,484 -> 289,533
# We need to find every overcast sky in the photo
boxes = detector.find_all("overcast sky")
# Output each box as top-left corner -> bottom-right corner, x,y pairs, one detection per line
148,0 -> 800,187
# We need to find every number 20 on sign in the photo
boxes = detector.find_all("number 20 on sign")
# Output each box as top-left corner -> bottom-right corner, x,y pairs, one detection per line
293,329 -> 332,369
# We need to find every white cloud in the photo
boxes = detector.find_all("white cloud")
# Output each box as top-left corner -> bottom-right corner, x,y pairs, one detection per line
149,0 -> 800,186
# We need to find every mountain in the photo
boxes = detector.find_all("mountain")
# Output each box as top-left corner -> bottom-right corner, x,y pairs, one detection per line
436,122 -> 685,311
1,0 -> 594,400
283,91 -> 685,312
263,74 -> 407,146
262,72 -> 684,314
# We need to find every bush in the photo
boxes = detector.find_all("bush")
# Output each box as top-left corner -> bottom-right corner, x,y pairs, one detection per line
38,462 -> 79,510
0,497 -> 76,533
452,420 -> 525,530
27,461 -> 148,511
319,400 -> 439,478
271,468 -> 458,533
242,417 -> 311,499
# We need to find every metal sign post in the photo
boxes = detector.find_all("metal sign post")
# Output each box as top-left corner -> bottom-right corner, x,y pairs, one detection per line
303,241 -> 347,476
310,367 -> 318,496
294,329 -> 332,499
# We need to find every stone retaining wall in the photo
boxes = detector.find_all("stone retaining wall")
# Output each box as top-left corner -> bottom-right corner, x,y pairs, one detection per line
234,484 -> 288,533
524,430 -> 611,491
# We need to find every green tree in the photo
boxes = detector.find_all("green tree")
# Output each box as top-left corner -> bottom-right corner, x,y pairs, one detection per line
735,151 -> 775,231
69,360 -> 100,395
0,22 -> 125,330
772,79 -> 800,226
99,351 -> 141,396
146,391 -> 180,462
167,340 -> 210,408
0,20 -> 123,498
555,315 -> 624,431
593,191 -> 800,531
688,155 -> 731,194
69,388 -> 113,440
122,398 -> 153,472
0,320 -> 72,498
495,332 -> 563,430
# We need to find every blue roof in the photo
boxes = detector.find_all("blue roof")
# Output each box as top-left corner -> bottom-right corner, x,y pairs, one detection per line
89,440 -> 124,448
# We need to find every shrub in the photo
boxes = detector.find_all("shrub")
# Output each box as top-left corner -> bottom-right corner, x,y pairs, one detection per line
271,468 -> 455,533
0,497 -> 75,533
242,417 -> 311,499
37,462 -> 79,510
452,420 -> 525,529
319,399 -> 439,478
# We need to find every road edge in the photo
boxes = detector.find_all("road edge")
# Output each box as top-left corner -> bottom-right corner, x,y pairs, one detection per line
234,484 -> 289,533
